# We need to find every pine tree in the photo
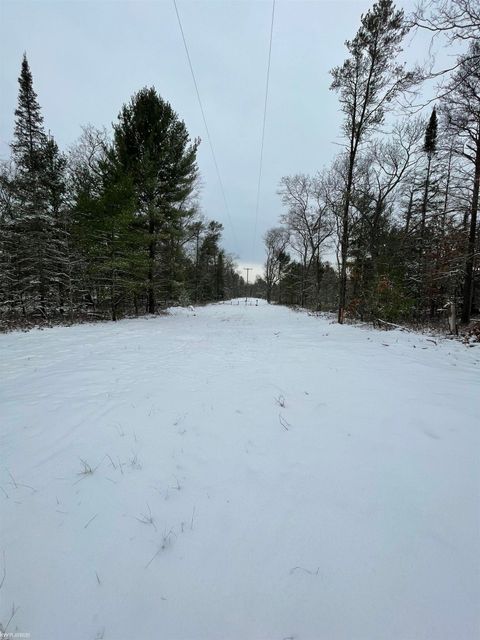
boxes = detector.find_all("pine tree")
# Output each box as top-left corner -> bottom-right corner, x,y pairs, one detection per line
424,107 -> 438,156
420,107 -> 438,243
112,87 -> 199,313
12,54 -> 46,172
9,54 -> 59,318
197,221 -> 223,301
42,136 -> 73,316
71,134 -> 138,321
330,0 -> 419,322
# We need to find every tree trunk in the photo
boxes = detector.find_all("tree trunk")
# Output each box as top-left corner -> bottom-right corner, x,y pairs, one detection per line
315,254 -> 322,311
448,301 -> 457,335
266,283 -> 272,303
338,158 -> 354,323
278,265 -> 283,304
110,275 -> 117,322
404,190 -> 414,237
420,154 -> 432,245
147,215 -> 156,314
461,135 -> 480,324
194,232 -> 200,303
300,260 -> 306,308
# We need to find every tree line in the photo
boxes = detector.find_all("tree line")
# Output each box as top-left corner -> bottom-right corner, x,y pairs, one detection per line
0,56 -> 243,328
263,0 -> 479,329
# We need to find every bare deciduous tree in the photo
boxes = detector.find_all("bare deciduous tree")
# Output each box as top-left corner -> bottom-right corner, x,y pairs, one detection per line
330,0 -> 420,322
278,173 -> 334,308
412,0 -> 480,44
263,227 -> 289,303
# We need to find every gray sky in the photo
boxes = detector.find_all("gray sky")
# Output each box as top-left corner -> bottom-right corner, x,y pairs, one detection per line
0,0 -> 452,277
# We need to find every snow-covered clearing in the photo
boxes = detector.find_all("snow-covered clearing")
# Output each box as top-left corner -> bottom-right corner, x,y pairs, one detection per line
1,299 -> 479,640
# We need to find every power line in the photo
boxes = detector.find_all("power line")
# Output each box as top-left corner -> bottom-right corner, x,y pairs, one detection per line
251,0 -> 276,261
173,0 -> 239,251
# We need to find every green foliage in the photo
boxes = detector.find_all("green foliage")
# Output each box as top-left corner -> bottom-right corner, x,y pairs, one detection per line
3,54 -> 69,319
0,59 -> 238,326
112,87 -> 199,312
330,0 -> 415,140
424,107 -> 438,156
74,160 -> 138,319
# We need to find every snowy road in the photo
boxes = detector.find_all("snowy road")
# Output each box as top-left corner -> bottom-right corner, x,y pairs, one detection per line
1,300 -> 479,640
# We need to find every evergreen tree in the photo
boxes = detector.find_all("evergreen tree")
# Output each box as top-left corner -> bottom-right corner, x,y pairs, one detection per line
9,54 -> 60,318
197,221 -> 223,301
74,159 -> 137,320
424,107 -> 438,156
12,54 -> 46,171
43,136 -> 72,315
11,55 -> 50,318
112,88 -> 199,313
420,107 -> 438,244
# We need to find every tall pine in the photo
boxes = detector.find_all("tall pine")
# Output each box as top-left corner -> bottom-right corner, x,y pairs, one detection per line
330,0 -> 418,322
9,54 -> 63,318
112,88 -> 199,313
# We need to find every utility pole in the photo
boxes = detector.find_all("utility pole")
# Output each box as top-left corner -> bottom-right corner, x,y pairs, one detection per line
243,268 -> 252,304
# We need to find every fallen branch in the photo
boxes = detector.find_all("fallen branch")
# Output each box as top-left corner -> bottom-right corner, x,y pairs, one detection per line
376,318 -> 410,332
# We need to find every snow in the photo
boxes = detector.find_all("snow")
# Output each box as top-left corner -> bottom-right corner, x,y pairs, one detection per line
1,299 -> 479,640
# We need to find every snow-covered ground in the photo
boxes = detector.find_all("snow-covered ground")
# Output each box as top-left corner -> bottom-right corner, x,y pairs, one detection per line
1,299 -> 479,640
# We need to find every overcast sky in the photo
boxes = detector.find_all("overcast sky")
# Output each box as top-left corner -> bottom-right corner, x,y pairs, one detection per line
0,0 -> 455,277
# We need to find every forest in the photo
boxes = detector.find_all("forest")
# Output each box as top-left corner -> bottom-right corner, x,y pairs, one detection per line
0,0 -> 479,334
0,63 -> 243,328
261,0 -> 479,331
